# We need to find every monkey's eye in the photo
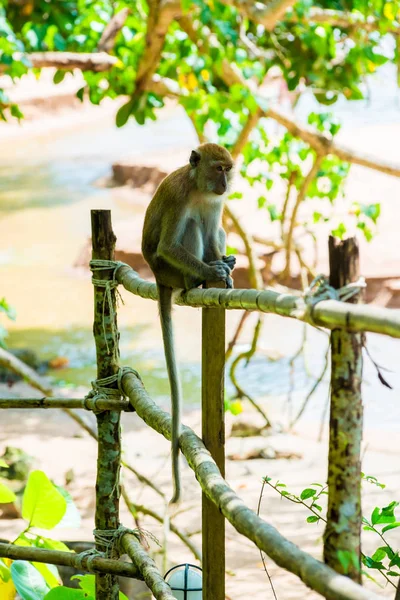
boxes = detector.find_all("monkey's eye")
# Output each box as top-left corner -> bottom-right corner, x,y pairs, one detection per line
225,166 -> 232,172
216,165 -> 223,172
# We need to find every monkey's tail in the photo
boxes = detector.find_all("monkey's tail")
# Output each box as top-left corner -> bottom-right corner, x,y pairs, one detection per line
158,283 -> 182,504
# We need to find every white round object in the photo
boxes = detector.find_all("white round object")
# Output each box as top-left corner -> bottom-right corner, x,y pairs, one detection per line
165,564 -> 202,599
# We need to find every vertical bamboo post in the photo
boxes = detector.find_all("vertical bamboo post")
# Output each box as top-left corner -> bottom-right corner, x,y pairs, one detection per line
91,209 -> 122,600
202,282 -> 226,600
323,236 -> 363,582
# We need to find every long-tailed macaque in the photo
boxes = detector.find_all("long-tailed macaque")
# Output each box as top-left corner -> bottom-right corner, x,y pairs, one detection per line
142,143 -> 236,503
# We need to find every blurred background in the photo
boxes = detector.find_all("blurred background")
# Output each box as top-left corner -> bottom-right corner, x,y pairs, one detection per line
1,1 -> 400,597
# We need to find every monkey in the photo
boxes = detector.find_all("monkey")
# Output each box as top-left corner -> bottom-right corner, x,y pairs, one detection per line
142,143 -> 236,503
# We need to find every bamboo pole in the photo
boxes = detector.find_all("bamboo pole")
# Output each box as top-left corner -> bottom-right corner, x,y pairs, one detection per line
0,542 -> 141,580
91,209 -> 122,600
323,237 -> 363,581
116,266 -> 400,338
121,533 -> 175,600
0,397 -> 132,411
121,371 -> 384,600
202,281 -> 226,600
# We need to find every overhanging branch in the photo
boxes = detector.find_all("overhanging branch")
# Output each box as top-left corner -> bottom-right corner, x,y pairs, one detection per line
179,18 -> 400,179
0,51 -> 118,73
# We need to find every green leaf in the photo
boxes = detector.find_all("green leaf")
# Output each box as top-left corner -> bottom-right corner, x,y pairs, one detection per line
267,204 -> 280,222
371,548 -> 388,562
0,298 -> 16,320
10,104 -> 23,120
22,471 -> 67,529
387,571 -> 400,577
0,459 -> 8,467
76,87 -> 85,102
0,558 -> 11,582
331,222 -> 346,239
306,516 -> 319,523
71,574 -> 97,596
360,203 -> 380,224
258,195 -> 267,209
11,561 -> 50,600
225,399 -> 243,416
0,481 -> 16,503
228,192 -> 243,200
53,70 -> 66,84
362,555 -> 385,570
116,98 -> 135,128
32,562 -> 59,590
382,522 -> 400,533
371,507 -> 381,525
39,538 -> 72,553
300,488 -> 316,500
337,550 -> 351,573
389,553 -> 400,568
54,486 -> 81,528
44,588 -> 87,599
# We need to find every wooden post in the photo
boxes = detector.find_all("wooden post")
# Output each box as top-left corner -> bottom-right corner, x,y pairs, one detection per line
323,236 -> 363,582
202,282 -> 226,600
91,209 -> 122,600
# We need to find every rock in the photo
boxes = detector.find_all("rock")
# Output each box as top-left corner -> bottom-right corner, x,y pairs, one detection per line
111,163 -> 167,194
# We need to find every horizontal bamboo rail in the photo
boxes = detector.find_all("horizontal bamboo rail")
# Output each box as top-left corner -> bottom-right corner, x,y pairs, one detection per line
0,397 -> 132,411
116,265 -> 400,338
0,542 -> 141,579
121,370 -> 384,600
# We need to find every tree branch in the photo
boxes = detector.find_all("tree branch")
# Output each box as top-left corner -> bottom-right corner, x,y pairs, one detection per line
231,107 -> 264,159
0,347 -> 53,395
283,154 -> 324,278
0,52 -> 118,73
98,8 -> 131,52
0,542 -> 141,580
217,0 -> 297,31
135,0 -> 181,94
218,2 -> 394,32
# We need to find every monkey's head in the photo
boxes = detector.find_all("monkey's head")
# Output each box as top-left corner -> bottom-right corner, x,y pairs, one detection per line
189,143 -> 234,196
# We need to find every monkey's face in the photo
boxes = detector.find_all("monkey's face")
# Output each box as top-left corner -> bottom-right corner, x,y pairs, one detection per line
210,162 -> 233,195
190,144 -> 234,196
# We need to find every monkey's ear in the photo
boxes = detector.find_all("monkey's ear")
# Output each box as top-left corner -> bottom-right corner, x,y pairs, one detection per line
189,150 -> 201,168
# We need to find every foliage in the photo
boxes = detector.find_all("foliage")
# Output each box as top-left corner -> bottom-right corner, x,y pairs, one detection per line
1,0 -> 397,265
263,474 -> 400,588
44,575 -> 129,599
0,470 -> 81,600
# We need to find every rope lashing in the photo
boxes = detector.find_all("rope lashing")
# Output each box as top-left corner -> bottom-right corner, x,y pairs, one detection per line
93,524 -> 141,556
292,274 -> 366,319
304,274 -> 366,305
75,548 -> 104,572
89,260 -> 130,359
84,367 -> 141,413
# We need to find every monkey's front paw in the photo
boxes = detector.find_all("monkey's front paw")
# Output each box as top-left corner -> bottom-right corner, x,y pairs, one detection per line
208,260 -> 231,276
222,255 -> 236,270
207,262 -> 231,282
